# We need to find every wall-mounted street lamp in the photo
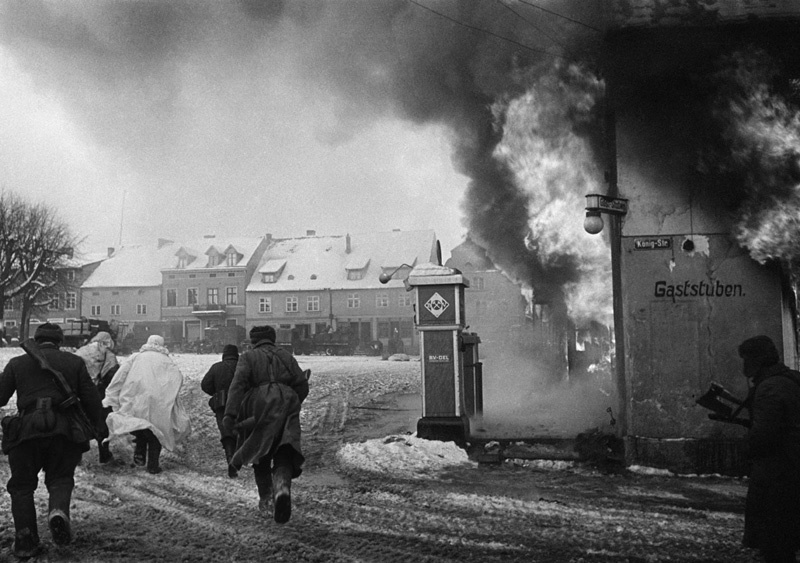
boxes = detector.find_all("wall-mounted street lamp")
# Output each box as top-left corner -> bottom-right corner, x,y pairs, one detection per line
584,193 -> 629,235
379,264 -> 414,285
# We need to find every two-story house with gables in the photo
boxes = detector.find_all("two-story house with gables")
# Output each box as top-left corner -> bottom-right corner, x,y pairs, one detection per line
3,250 -> 107,340
80,240 -> 181,342
246,229 -> 437,354
160,235 -> 270,343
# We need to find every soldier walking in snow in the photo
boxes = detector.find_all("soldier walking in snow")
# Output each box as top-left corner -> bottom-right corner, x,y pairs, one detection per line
103,335 -> 191,474
222,325 -> 309,524
201,344 -> 240,478
738,335 -> 800,563
76,331 -> 119,464
0,323 -> 108,558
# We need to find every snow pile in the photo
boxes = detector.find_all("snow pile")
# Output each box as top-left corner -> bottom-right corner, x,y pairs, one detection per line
337,434 -> 476,479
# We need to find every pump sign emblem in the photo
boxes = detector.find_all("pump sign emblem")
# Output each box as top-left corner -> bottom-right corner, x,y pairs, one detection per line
424,292 -> 450,318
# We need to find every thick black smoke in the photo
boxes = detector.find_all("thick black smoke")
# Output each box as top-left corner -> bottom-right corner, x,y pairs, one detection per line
0,0 -> 608,311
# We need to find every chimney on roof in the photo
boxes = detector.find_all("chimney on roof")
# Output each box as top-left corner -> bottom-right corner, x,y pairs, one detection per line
306,230 -> 316,236
346,233 -> 351,254
157,238 -> 173,249
107,247 -> 115,258
393,228 -> 400,232
265,233 -> 272,245
204,234 -> 215,239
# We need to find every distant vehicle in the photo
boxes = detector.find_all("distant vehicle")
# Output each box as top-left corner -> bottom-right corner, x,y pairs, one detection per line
275,326 -> 356,356
204,324 -> 246,353
118,321 -> 182,354
62,317 -> 118,349
276,326 -> 384,356
275,327 -> 301,355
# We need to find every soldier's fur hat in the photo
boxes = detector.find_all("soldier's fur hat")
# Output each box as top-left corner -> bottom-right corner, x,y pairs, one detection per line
249,325 -> 275,344
738,335 -> 780,365
34,322 -> 64,344
222,344 -> 239,360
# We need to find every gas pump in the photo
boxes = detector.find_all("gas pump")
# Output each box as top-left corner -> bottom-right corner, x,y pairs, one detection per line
406,263 -> 482,445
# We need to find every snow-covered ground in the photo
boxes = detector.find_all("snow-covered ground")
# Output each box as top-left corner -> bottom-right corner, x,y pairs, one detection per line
0,348 -> 762,562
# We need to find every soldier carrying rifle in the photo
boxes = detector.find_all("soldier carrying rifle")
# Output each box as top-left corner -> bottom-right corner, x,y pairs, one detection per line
0,323 -> 108,558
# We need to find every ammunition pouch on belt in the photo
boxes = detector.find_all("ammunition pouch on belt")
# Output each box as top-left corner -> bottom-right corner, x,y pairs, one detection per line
209,389 -> 227,412
29,397 -> 57,433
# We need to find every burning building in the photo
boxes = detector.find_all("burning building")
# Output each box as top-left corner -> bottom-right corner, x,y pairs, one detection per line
437,1 -> 800,472
603,1 -> 800,473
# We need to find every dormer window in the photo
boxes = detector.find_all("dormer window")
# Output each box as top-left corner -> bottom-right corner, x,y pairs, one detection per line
208,254 -> 218,267
175,247 -> 198,269
258,259 -> 286,284
226,252 -> 238,267
346,256 -> 369,281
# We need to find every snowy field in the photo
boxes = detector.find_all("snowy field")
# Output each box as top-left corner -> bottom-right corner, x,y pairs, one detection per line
0,347 -> 470,480
0,348 -> 763,562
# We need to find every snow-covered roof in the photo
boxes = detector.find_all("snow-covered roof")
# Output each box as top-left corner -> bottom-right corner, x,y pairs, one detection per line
345,255 -> 370,270
165,236 -> 265,270
259,259 -> 287,274
63,251 -> 108,269
247,230 -> 436,292
82,242 -> 181,288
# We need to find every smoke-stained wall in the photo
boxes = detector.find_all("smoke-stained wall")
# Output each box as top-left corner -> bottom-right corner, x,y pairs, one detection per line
606,6 -> 800,471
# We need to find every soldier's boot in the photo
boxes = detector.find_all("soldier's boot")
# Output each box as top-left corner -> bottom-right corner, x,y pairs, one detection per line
146,436 -> 163,475
11,492 -> 41,558
98,439 -> 113,464
132,431 -> 147,466
255,472 -> 272,518
272,459 -> 293,524
222,438 -> 238,478
47,483 -> 73,546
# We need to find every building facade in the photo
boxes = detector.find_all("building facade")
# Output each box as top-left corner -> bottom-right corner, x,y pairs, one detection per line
246,230 -> 437,354
446,237 -> 531,353
3,251 -> 106,341
80,241 -> 181,342
160,235 -> 270,343
605,1 -> 800,473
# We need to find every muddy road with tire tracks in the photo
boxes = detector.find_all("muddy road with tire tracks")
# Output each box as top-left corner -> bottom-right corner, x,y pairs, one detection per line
0,353 -> 760,562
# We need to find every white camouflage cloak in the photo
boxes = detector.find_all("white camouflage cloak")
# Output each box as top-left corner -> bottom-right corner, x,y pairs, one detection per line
103,338 -> 191,450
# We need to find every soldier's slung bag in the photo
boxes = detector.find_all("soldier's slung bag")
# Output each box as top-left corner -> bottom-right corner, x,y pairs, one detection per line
67,410 -> 96,443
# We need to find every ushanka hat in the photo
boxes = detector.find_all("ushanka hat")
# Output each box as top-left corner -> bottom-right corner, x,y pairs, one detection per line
738,335 -> 780,367
249,325 -> 276,344
222,344 -> 239,360
34,322 -> 64,344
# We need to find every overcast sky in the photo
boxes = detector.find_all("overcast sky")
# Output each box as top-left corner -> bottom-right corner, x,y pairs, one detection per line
0,1 -> 604,267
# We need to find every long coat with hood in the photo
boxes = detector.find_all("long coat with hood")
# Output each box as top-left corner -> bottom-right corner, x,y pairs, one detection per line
103,339 -> 191,451
224,339 -> 309,476
743,362 -> 800,553
75,331 -> 119,397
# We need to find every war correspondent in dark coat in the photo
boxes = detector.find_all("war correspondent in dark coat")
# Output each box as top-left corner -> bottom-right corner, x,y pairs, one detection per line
0,323 -> 107,558
201,344 -> 240,478
738,335 -> 800,563
223,325 -> 309,524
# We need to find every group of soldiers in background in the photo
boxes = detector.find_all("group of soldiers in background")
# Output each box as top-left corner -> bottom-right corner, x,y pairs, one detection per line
0,322 -> 309,559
